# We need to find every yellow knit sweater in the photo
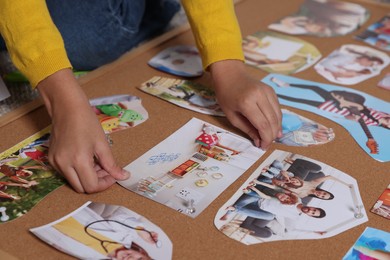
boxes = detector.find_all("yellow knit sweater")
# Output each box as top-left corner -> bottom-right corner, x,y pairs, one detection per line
0,0 -> 244,88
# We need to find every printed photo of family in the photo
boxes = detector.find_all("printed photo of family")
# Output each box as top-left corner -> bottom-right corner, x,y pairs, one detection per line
314,44 -> 389,85
214,150 -> 367,245
30,201 -> 173,260
268,0 -> 369,37
263,73 -> 390,162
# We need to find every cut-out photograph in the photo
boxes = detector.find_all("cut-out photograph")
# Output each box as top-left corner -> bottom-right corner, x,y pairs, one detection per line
119,118 -> 264,218
314,44 -> 389,85
370,183 -> 390,220
148,45 -> 203,77
343,227 -> 390,260
355,15 -> 390,52
90,94 -> 148,134
138,76 -> 224,116
268,0 -> 369,37
215,150 -> 367,245
277,109 -> 335,147
242,31 -> 321,74
30,201 -> 173,260
0,128 -> 65,223
263,73 -> 390,162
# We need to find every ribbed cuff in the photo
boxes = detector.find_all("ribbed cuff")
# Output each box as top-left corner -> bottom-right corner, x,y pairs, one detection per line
200,38 -> 244,70
22,48 -> 72,88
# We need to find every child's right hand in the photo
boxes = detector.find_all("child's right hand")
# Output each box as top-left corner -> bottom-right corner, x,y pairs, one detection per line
37,69 -> 130,193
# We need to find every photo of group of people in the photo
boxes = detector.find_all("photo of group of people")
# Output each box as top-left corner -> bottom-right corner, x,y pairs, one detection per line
214,150 -> 367,245
314,44 -> 389,85
263,73 -> 390,162
268,0 -> 369,37
30,202 -> 173,260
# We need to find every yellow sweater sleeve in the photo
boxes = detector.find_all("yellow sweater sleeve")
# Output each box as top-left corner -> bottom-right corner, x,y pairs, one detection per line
0,0 -> 72,88
181,0 -> 244,69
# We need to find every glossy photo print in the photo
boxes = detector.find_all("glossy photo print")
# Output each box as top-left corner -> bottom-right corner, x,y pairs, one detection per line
30,201 -> 173,260
215,150 -> 367,245
343,227 -> 390,260
277,109 -> 335,147
148,45 -> 203,77
119,118 -> 264,218
0,128 -> 65,223
355,15 -> 390,52
90,94 -> 148,134
242,31 -> 321,74
138,76 -> 224,116
263,73 -> 390,162
370,183 -> 390,219
268,0 -> 369,37
314,44 -> 389,85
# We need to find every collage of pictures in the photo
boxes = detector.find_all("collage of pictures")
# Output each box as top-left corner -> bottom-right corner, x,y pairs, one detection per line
0,0 -> 389,259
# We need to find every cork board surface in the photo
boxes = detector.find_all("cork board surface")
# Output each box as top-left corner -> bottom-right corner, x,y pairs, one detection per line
0,0 -> 389,259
